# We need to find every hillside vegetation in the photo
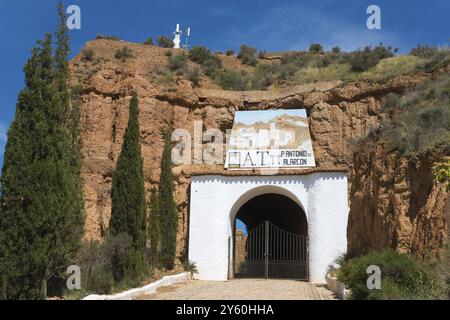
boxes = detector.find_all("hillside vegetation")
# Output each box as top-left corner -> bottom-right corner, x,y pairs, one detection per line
184,43 -> 450,90
352,75 -> 450,156
78,37 -> 450,91
337,249 -> 450,300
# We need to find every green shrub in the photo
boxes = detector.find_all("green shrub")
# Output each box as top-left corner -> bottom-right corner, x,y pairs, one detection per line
434,158 -> 450,191
157,35 -> 174,48
186,67 -> 201,86
96,34 -> 120,41
238,45 -> 258,66
251,64 -> 276,89
81,48 -> 94,61
114,46 -> 134,61
226,49 -> 235,56
385,104 -> 450,155
309,43 -> 323,53
87,266 -> 114,295
281,52 -> 312,68
382,93 -> 400,111
280,51 -> 342,74
188,46 -> 223,77
215,70 -> 252,91
345,44 -> 396,72
202,57 -> 222,77
189,46 -> 214,64
183,260 -> 198,277
382,76 -> 450,155
258,50 -> 268,59
104,233 -> 146,283
143,37 -> 153,45
168,53 -> 188,72
76,233 -> 148,295
337,250 -> 448,300
332,46 -> 341,54
409,46 -> 450,72
152,69 -> 175,86
410,45 -> 438,59
420,48 -> 450,72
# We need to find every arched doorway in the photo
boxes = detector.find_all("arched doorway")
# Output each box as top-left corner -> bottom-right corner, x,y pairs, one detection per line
233,193 -> 308,280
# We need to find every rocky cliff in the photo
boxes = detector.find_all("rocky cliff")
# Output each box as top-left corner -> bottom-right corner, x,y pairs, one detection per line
70,39 -> 449,263
349,145 -> 449,258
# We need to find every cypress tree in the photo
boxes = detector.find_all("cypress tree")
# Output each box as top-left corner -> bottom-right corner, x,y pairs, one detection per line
158,130 -> 178,270
51,0 -> 85,286
109,94 -> 147,280
0,2 -> 85,299
149,188 -> 160,267
0,34 -> 55,300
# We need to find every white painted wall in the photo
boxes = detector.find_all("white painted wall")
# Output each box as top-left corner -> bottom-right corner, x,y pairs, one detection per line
188,173 -> 348,283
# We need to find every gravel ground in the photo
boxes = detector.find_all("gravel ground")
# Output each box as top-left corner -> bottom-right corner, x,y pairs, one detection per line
135,279 -> 337,300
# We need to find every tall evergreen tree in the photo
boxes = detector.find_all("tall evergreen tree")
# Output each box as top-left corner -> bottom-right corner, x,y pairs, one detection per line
109,94 -> 147,280
0,34 -> 55,300
0,2 -> 85,299
50,0 -> 85,286
158,130 -> 178,270
149,188 -> 160,267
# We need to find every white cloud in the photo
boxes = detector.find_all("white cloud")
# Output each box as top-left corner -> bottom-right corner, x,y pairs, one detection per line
226,3 -> 404,52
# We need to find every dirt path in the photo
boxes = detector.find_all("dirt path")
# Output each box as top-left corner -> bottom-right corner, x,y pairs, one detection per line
135,279 -> 337,300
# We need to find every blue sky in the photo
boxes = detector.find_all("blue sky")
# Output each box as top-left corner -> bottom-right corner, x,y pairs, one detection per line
0,0 -> 449,167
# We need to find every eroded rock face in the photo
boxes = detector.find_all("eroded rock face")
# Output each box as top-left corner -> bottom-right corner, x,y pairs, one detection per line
71,39 -> 448,263
349,144 -> 450,258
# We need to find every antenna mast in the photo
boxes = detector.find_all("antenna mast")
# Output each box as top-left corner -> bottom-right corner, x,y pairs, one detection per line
184,27 -> 191,50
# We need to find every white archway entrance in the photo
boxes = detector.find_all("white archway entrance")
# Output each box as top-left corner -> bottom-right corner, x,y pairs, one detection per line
188,172 -> 348,283
233,192 -> 309,280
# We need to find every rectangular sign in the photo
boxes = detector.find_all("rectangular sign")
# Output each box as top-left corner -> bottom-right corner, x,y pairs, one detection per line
225,109 -> 316,170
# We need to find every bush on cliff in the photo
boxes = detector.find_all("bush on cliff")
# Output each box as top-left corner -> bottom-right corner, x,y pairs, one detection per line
337,250 -> 448,300
168,53 -> 188,73
420,48 -> 450,72
188,46 -> 223,77
186,67 -> 201,86
434,158 -> 450,191
157,35 -> 174,48
238,45 -> 258,66
309,43 -> 323,53
143,37 -> 153,46
215,69 -> 252,91
96,34 -> 120,41
81,48 -> 95,61
114,46 -> 134,61
344,44 -> 397,72
383,76 -> 450,155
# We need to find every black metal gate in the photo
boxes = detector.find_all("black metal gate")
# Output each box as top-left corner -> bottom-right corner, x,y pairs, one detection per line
234,221 -> 308,280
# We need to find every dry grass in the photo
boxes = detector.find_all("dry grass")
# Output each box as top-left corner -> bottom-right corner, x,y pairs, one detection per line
357,55 -> 424,82
292,55 -> 424,85
293,63 -> 351,84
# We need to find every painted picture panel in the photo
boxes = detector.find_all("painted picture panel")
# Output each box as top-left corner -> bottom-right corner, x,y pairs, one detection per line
225,109 -> 316,169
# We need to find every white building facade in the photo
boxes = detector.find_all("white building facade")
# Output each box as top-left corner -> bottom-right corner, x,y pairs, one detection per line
188,172 -> 349,284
